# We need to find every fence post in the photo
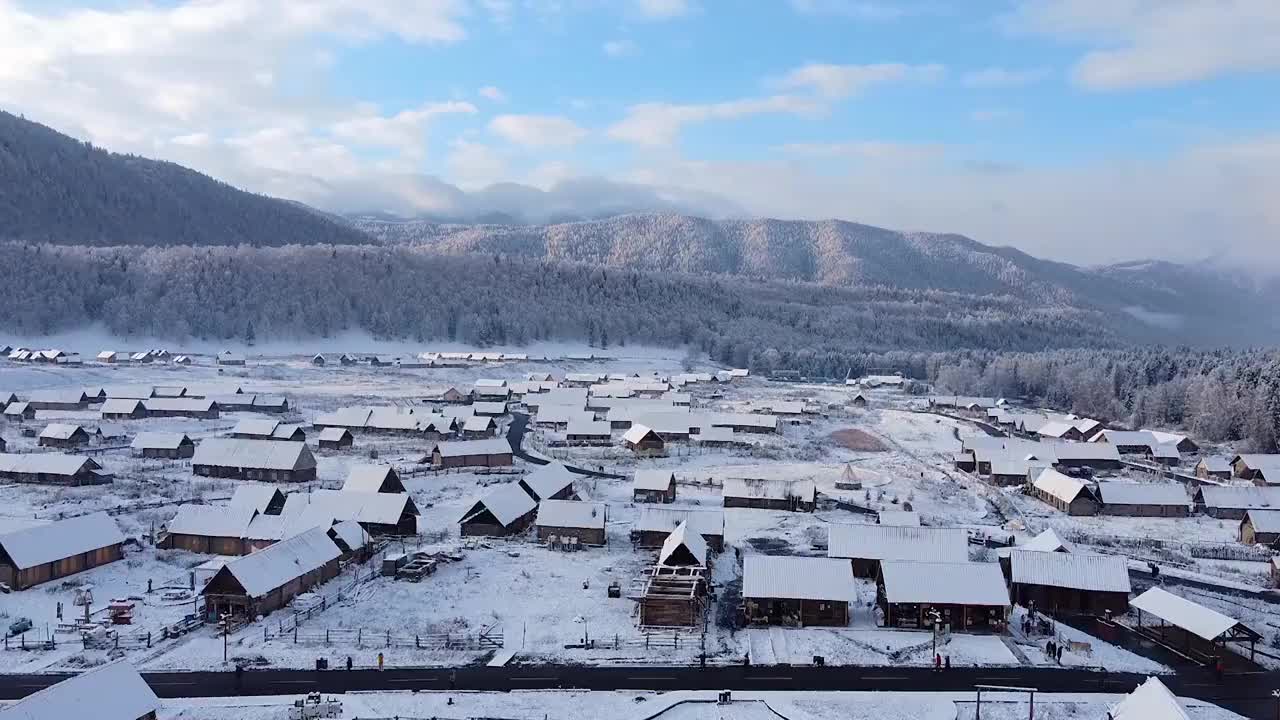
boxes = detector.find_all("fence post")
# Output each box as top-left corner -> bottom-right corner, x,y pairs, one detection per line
416,634 -> 420,649
147,632 -> 151,648
386,630 -> 391,648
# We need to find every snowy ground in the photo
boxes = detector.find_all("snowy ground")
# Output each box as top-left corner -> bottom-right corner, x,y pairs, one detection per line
153,689 -> 1245,720
0,347 -> 1270,674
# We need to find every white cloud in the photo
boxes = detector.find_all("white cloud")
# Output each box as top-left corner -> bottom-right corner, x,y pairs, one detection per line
788,0 -> 912,20
608,95 -> 824,147
1009,0 -> 1280,90
778,141 -> 945,161
603,39 -> 637,57
634,0 -> 691,20
776,62 -> 945,98
489,114 -> 589,148
329,101 -> 476,159
961,66 -> 1050,88
446,139 -> 510,189
478,86 -> 507,102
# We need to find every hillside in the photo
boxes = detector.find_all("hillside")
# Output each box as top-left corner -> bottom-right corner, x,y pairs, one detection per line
0,111 -> 370,247
352,214 -> 1280,345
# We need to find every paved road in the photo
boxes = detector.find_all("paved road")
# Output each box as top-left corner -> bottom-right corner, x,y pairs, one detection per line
506,411 -> 624,479
0,664 -> 1275,718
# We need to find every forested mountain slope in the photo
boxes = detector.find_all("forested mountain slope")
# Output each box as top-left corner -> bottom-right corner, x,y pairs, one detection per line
0,111 -> 370,247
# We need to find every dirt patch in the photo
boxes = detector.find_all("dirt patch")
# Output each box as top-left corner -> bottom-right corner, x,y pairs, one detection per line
828,428 -> 889,452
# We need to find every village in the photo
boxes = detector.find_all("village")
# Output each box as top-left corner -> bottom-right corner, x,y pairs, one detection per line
0,344 -> 1275,718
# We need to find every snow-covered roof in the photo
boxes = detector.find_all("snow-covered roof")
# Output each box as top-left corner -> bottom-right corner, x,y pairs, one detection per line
827,524 -> 968,563
166,504 -> 255,538
192,439 -> 315,471
95,423 -> 126,438
565,373 -> 604,383
708,412 -> 778,431
536,500 -> 605,530
29,389 -> 86,404
535,406 -> 585,424
1009,550 -> 1130,593
232,418 -> 279,437
1245,508 -> 1280,533
1035,421 -> 1078,438
1149,443 -> 1181,459
143,398 -> 215,413
1234,454 -> 1280,476
989,456 -> 1034,477
763,400 -> 806,415
623,423 -> 661,444
880,561 -> 1010,606
1074,418 -> 1101,434
315,407 -> 374,428
566,418 -> 610,436
1130,587 -> 1241,642
1197,485 -> 1280,510
1045,442 -> 1120,461
878,510 -> 920,527
722,477 -> 815,503
0,661 -> 159,720
0,512 -> 124,570
1151,431 -> 1192,447
1021,528 -> 1074,553
39,423 -> 86,440
318,427 -> 351,442
2,401 -> 30,415
228,484 -> 284,515
212,527 -> 339,598
131,432 -> 192,450
1109,677 -> 1190,720
462,415 -> 496,433
365,408 -> 420,432
1094,430 -> 1158,448
1198,456 -> 1232,473
283,489 -> 416,527
633,469 -> 675,491
329,520 -> 367,552
474,378 -> 507,388
472,401 -> 508,415
433,438 -> 512,457
658,520 -> 707,566
534,388 -> 589,406
521,462 -> 576,500
0,452 -> 98,477
342,464 -> 400,493
635,506 -> 724,537
462,483 -> 536,526
1097,482 -> 1188,507
742,555 -> 854,602
1032,468 -> 1092,504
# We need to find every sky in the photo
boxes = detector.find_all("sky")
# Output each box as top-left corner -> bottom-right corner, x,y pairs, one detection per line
1,0 -> 1278,268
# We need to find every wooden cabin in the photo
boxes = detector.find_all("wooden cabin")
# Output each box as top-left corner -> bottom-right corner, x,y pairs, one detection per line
566,418 -> 612,445
461,415 -> 498,439
722,477 -> 816,512
742,555 -> 854,627
0,513 -> 124,590
142,398 -> 220,420
518,461 -> 577,502
0,453 -> 110,486
1240,509 -> 1280,545
535,500 -> 607,546
131,432 -> 196,459
38,423 -> 91,448
1005,550 -> 1131,617
877,561 -> 1010,631
1196,456 -> 1233,481
428,438 -> 514,469
201,527 -> 340,620
3,401 -> 35,422
342,464 -> 406,494
159,505 -> 255,555
633,469 -> 677,503
101,398 -> 147,420
632,507 -> 725,552
0,661 -> 160,720
280,489 -> 419,536
1193,486 -> 1280,520
827,524 -> 968,578
28,389 -> 89,411
317,427 -> 354,450
639,565 -> 707,628
623,424 -> 666,456
1233,454 -> 1280,485
191,439 -> 317,483
1096,482 -> 1189,517
230,419 -> 305,442
1031,468 -> 1099,516
458,483 -> 537,537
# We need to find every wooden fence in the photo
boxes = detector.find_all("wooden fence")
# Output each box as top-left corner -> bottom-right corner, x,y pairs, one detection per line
287,626 -> 503,651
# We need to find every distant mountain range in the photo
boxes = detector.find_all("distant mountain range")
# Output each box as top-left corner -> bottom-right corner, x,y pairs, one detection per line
0,110 -> 369,247
351,214 -> 1280,345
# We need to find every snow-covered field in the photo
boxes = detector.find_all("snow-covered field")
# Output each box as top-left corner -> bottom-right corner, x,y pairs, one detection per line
156,689 -> 1245,720
0,345 -> 1275,676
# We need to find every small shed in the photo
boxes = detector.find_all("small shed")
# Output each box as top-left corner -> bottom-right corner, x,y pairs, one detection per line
1196,456 -> 1233,481
518,461 -> 577,501
38,423 -> 91,448
535,500 -> 607,546
100,398 -> 147,420
1240,509 -> 1280,545
741,555 -> 854,627
3,401 -> 35,421
1005,550 -> 1131,616
877,561 -> 1010,631
317,427 -> 354,450
1031,468 -> 1099,516
462,415 -> 498,439
311,354 -> 326,366
342,464 -> 406,494
0,512 -> 125,590
131,432 -> 196,459
633,469 -> 677,503
458,483 -> 538,537
623,423 -> 665,455
429,438 -> 513,469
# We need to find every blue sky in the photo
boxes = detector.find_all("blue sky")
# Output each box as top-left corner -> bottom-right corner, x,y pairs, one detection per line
1,0 -> 1278,267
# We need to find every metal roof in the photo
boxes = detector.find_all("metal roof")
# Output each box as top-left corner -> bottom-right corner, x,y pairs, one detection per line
1009,550 -> 1131,593
633,469 -> 675,491
0,512 -> 124,569
1021,528 -> 1074,553
211,527 -> 339,598
742,555 -> 855,602
879,561 -> 1010,606
191,439 -> 315,471
877,510 -> 920,527
131,432 -> 192,450
433,438 -> 512,457
635,507 -> 724,537
1096,482 -> 1188,507
827,524 -> 968,563
1130,587 -> 1242,642
0,661 -> 159,720
536,500 -> 606,529
462,483 -> 536,526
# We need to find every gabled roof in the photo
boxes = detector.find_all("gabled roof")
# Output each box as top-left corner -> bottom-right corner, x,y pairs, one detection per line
1021,528 -> 1074,553
633,469 -> 675,491
623,423 -> 662,444
461,483 -> 536,526
521,461 -> 576,500
0,661 -> 159,720
1130,587 -> 1243,642
143,398 -> 215,413
318,427 -> 352,442
166,504 -> 255,538
1035,421 -> 1078,438
742,555 -> 854,602
1046,442 -> 1120,461
472,401 -> 508,415
1109,677 -> 1190,720
433,438 -> 512,457
722,477 -> 815,503
210,527 -> 339,598
231,418 -> 280,437
95,423 -> 126,439
827,524 -> 968,563
1093,430 -> 1158,448
635,507 -> 724,537
342,464 -> 402,493
283,489 -> 417,528
1096,482 -> 1188,507
100,398 -> 144,415
329,520 -> 368,553
566,418 -> 610,436
0,512 -> 124,569
1245,508 -> 1280,534
28,389 -> 87,404
1008,550 -> 1131,593
1032,468 -> 1093,504
658,520 -> 707,566
314,407 -> 373,428
0,452 -> 99,477
1197,485 -> 1280,510
1198,456 -> 1232,473
191,439 -> 315,471
39,423 -> 86,440
1149,443 -> 1181,459
131,432 -> 192,450
463,415 -> 496,432
228,484 -> 285,515
877,510 -> 920,527
536,500 -> 606,530
880,561 -> 1009,606
2,401 -> 30,415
